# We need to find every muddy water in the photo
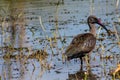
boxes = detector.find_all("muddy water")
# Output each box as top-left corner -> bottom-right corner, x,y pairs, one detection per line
0,0 -> 120,80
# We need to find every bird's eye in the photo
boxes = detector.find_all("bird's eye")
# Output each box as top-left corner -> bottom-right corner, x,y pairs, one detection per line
89,18 -> 95,23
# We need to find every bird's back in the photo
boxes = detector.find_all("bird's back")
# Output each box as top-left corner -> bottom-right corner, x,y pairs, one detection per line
65,33 -> 96,59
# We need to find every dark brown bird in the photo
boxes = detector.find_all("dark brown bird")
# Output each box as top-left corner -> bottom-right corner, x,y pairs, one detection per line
64,15 -> 110,67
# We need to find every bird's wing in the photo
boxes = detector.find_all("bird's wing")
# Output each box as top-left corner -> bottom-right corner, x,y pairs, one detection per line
65,33 -> 96,57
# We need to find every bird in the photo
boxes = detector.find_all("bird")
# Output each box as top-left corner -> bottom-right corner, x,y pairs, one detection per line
64,15 -> 110,68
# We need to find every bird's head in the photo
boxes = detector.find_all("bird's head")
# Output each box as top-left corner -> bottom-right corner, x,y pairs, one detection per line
88,15 -> 111,36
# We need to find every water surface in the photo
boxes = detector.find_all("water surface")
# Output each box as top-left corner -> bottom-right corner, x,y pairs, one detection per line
0,0 -> 120,80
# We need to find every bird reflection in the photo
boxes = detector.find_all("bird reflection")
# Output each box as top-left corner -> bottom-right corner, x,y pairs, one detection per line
67,67 -> 97,80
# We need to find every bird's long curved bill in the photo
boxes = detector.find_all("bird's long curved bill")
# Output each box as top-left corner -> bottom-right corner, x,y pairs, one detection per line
98,23 -> 110,35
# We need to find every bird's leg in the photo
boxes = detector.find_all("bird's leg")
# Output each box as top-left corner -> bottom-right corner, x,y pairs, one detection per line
80,57 -> 83,65
80,57 -> 83,70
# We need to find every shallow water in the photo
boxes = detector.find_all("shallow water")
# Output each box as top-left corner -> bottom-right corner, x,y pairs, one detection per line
0,0 -> 120,80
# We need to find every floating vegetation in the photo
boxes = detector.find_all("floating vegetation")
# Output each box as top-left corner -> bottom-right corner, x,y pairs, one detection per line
3,52 -> 25,60
2,47 -> 51,70
29,50 -> 52,70
2,47 -> 48,61
2,46 -> 29,59
28,50 -> 48,60
100,55 -> 114,60
0,46 -> 29,51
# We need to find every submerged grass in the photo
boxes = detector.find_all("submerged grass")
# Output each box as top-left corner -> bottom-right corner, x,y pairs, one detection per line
39,0 -> 66,62
39,16 -> 54,56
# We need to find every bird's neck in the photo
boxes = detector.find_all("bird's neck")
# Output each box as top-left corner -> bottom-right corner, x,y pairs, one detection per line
88,23 -> 96,37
